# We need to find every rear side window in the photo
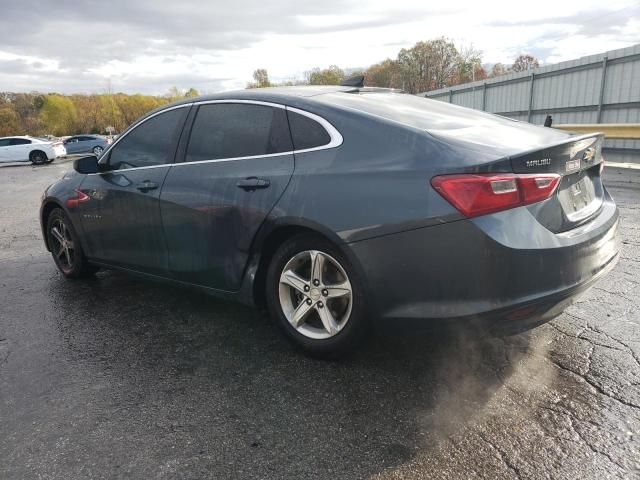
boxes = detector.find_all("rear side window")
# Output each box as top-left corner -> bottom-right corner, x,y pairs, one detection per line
286,111 -> 331,151
10,138 -> 31,145
186,103 -> 292,162
106,107 -> 187,170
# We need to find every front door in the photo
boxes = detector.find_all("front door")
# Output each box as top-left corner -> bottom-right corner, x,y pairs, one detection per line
160,102 -> 295,291
64,137 -> 81,154
78,106 -> 189,274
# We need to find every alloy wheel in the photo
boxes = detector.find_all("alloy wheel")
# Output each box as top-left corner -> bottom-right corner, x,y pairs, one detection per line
278,250 -> 353,340
50,219 -> 75,272
31,152 -> 46,164
93,146 -> 103,156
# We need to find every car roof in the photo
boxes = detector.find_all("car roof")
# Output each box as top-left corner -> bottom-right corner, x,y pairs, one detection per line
173,86 -> 407,105
173,86 -> 362,106
138,86 -> 404,126
0,135 -> 33,140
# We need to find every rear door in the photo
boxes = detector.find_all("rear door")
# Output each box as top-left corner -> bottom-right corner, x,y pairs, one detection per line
160,101 -> 295,291
78,106 -> 189,274
510,134 -> 605,232
10,138 -> 32,161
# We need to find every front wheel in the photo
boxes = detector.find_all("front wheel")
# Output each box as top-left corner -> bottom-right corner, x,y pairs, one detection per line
46,208 -> 98,278
265,233 -> 368,358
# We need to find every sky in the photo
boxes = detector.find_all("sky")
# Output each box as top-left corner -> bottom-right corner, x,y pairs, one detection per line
0,0 -> 638,95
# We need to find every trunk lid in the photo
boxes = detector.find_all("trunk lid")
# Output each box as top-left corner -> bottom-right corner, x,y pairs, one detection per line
510,133 -> 605,233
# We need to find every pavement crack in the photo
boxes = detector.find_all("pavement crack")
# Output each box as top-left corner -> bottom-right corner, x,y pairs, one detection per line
551,318 -> 640,369
549,357 -> 640,410
477,432 -> 523,480
592,286 -> 634,302
542,405 -> 626,471
585,344 -> 595,377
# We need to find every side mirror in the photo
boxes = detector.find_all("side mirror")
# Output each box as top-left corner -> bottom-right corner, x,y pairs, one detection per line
73,155 -> 100,174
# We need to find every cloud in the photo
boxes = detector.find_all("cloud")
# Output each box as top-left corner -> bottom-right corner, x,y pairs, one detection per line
486,7 -> 640,36
0,0 -> 637,94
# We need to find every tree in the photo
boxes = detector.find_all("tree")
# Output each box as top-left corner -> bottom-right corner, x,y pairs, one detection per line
0,91 -> 178,136
184,87 -> 199,97
512,54 -> 539,72
9,93 -> 44,134
396,38 -> 460,93
365,59 -> 402,88
165,86 -> 183,100
40,94 -> 77,136
452,45 -> 485,85
306,65 -> 345,85
490,63 -> 511,77
98,95 -> 124,133
115,94 -> 163,126
0,106 -> 20,136
247,69 -> 271,89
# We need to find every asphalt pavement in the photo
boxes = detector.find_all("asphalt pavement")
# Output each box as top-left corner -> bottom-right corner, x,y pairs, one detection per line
0,157 -> 638,479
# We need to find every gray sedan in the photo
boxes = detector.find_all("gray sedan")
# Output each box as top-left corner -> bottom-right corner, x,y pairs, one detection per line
39,84 -> 619,358
63,135 -> 110,156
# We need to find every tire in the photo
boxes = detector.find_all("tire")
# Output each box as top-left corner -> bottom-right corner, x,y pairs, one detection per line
46,208 -> 99,278
265,233 -> 368,358
30,150 -> 48,165
92,145 -> 104,156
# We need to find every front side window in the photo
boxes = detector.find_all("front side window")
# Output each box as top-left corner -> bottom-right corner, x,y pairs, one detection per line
0,139 -> 10,147
185,103 -> 292,162
106,108 -> 187,170
286,111 -> 331,151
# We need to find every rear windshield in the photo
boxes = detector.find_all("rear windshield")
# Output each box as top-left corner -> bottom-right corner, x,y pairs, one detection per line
316,92 -> 521,131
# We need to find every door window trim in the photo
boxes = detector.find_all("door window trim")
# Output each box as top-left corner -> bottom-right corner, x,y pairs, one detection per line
90,100 -> 342,175
93,103 -> 192,174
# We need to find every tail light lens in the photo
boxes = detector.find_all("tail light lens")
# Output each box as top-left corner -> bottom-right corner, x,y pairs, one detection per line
431,173 -> 561,218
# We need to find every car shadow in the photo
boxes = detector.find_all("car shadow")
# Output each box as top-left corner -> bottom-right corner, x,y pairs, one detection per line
44,268 -> 535,479
0,156 -> 78,169
0,162 -> 36,169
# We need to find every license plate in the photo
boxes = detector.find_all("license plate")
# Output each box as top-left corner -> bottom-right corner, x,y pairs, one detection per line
565,159 -> 581,173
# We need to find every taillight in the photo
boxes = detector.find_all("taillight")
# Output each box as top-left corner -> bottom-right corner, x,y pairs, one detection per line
431,173 -> 561,218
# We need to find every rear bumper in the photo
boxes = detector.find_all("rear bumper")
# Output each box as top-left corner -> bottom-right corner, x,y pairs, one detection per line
52,146 -> 66,158
348,191 -> 620,334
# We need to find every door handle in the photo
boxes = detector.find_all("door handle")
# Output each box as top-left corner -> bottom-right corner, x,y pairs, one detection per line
236,177 -> 270,191
135,180 -> 159,192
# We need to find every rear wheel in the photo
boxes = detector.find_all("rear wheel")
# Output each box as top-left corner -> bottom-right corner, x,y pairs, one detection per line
46,208 -> 98,278
92,145 -> 104,156
30,150 -> 48,165
265,233 -> 368,358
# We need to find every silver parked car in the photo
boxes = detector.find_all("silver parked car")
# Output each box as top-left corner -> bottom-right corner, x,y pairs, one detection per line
63,135 -> 110,156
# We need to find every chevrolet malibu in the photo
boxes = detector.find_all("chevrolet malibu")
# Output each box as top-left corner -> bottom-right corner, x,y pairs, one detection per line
40,85 -> 619,357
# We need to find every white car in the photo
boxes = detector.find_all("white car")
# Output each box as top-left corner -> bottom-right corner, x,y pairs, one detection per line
0,136 -> 67,165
